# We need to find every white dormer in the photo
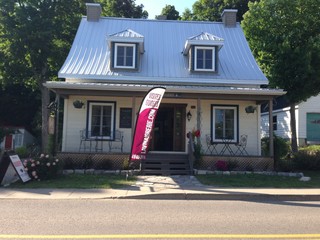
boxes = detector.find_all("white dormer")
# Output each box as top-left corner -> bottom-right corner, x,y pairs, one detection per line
107,29 -> 144,70
183,32 -> 224,72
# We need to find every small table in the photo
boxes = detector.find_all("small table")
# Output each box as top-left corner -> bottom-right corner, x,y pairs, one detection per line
219,138 -> 235,155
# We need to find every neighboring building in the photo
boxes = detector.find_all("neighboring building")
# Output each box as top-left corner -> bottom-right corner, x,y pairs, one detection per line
261,95 -> 320,146
45,4 -> 283,159
0,126 -> 35,151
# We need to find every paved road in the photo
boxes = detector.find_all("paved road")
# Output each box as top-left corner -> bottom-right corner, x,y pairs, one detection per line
0,199 -> 320,239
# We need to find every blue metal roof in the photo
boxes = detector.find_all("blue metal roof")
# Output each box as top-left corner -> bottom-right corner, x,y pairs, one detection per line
58,17 -> 268,86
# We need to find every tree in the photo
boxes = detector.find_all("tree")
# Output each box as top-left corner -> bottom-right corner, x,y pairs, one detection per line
160,5 -> 180,20
0,84 -> 40,130
181,8 -> 193,21
182,0 -> 255,22
99,0 -> 148,18
242,0 -> 320,152
0,0 -> 87,151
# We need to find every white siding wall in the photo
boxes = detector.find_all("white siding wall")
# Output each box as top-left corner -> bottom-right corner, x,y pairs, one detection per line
261,109 -> 292,140
261,95 -> 320,145
63,96 -> 136,152
62,96 -> 261,155
297,95 -> 320,140
200,100 -> 260,155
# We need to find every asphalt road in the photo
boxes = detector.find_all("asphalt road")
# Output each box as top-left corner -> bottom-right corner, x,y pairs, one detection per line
0,199 -> 320,239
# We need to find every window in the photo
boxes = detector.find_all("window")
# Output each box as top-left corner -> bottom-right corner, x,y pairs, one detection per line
120,108 -> 132,128
87,102 -> 115,139
194,46 -> 216,71
114,43 -> 136,69
272,115 -> 277,131
211,105 -> 238,142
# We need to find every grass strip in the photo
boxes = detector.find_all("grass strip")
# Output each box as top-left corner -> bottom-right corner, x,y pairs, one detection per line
6,174 -> 136,189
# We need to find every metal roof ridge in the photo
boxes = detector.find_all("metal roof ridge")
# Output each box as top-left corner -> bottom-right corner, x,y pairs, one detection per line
82,16 -> 228,25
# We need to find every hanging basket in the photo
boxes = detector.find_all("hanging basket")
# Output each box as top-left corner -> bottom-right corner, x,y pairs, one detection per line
73,100 -> 84,109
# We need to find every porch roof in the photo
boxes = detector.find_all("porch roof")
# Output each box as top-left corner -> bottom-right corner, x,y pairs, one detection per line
44,81 -> 284,102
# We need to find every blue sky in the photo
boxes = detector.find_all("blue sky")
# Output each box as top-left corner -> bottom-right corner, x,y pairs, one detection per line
135,0 -> 196,19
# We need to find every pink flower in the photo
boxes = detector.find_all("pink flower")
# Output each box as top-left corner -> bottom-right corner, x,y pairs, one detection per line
52,162 -> 56,166
40,154 -> 45,158
45,155 -> 49,158
31,163 -> 35,167
55,159 -> 59,162
46,162 -> 51,167
36,161 -> 40,165
32,171 -> 37,176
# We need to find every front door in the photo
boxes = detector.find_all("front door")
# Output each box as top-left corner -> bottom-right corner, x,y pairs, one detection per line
4,134 -> 13,150
150,104 -> 186,152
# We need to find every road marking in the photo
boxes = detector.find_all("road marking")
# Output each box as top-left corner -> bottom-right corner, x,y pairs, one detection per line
0,234 -> 320,239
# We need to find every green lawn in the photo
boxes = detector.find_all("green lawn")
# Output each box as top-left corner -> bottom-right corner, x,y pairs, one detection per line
3,171 -> 320,189
7,174 -> 136,189
196,171 -> 320,188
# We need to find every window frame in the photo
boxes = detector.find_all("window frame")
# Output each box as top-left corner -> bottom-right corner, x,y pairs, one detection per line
211,105 -> 239,143
86,101 -> 116,140
272,115 -> 277,131
114,43 -> 136,69
194,46 -> 216,72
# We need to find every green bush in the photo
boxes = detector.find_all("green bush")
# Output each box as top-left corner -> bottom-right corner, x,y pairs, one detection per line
293,146 -> 320,170
15,146 -> 28,158
261,135 -> 290,161
95,159 -> 113,170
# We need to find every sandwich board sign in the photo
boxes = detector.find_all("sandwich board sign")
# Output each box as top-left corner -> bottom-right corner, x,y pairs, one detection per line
0,152 -> 31,185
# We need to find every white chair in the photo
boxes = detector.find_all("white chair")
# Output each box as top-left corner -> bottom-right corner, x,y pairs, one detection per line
79,129 -> 92,152
235,134 -> 248,155
205,134 -> 218,155
108,130 -> 124,152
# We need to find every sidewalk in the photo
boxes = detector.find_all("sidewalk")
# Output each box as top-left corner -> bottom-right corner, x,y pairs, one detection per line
1,175 -> 320,201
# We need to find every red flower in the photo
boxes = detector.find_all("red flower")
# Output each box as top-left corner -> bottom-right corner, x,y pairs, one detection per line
194,130 -> 200,138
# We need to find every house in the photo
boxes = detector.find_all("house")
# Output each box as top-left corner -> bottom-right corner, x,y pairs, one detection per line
44,3 -> 284,173
0,126 -> 35,151
261,95 -> 320,146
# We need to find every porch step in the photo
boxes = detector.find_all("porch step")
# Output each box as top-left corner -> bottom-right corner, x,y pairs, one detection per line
141,153 -> 191,175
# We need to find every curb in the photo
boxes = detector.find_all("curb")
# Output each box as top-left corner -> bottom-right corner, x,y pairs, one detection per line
118,193 -> 320,201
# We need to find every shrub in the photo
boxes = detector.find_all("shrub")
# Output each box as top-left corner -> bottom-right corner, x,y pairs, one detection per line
15,146 -> 28,158
215,160 -> 228,171
227,160 -> 238,171
122,157 -> 130,170
261,135 -> 290,160
82,156 -> 93,169
293,147 -> 320,170
262,135 -> 291,170
95,159 -> 113,170
23,154 -> 63,181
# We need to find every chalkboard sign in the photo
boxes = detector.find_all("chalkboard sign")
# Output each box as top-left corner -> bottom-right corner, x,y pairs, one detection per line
120,108 -> 132,128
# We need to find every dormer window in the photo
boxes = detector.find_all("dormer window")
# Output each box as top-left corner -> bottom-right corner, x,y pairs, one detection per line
107,29 -> 144,71
194,46 -> 216,71
183,32 -> 223,73
114,43 -> 136,69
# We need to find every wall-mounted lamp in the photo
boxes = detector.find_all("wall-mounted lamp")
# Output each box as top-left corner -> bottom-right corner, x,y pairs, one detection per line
245,105 -> 256,114
73,100 -> 85,109
187,110 -> 192,121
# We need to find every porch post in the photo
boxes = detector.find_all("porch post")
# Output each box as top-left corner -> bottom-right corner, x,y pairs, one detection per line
55,94 -> 60,153
131,96 -> 136,141
268,99 -> 274,157
197,98 -> 201,145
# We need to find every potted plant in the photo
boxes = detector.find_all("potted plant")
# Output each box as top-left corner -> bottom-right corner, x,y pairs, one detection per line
73,100 -> 84,109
